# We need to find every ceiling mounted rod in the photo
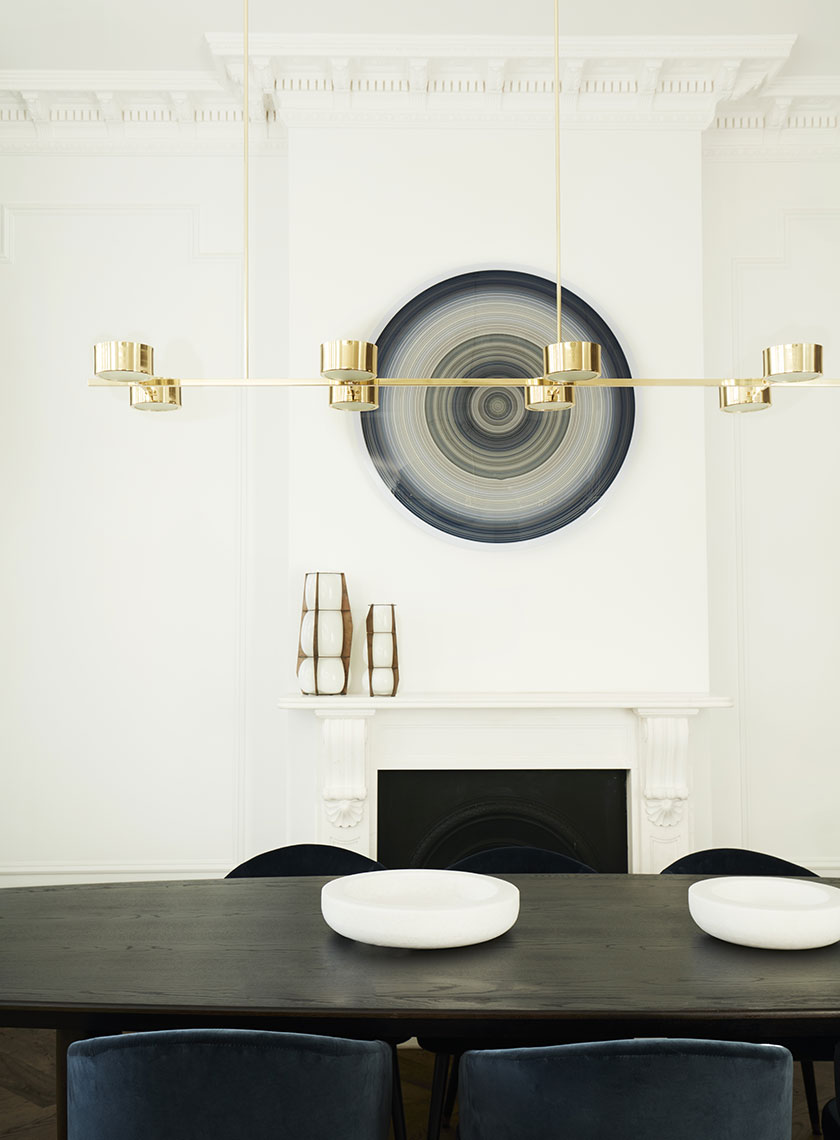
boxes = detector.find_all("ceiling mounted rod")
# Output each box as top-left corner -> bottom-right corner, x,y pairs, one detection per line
88,0 -> 826,415
553,0 -> 562,345
522,0 -> 602,412
242,0 -> 250,383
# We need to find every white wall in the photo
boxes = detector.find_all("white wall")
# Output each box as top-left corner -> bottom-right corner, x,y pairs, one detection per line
286,125 -> 710,696
2,110 -> 838,884
703,153 -> 840,872
0,153 -> 289,885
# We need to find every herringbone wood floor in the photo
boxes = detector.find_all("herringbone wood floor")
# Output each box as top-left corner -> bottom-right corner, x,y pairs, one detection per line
0,1028 -> 832,1139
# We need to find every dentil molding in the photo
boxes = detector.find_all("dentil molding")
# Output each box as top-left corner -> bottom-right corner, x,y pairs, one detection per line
0,33 -> 838,151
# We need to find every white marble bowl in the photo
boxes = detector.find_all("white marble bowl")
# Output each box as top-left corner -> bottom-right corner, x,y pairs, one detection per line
688,876 -> 840,950
321,868 -> 520,949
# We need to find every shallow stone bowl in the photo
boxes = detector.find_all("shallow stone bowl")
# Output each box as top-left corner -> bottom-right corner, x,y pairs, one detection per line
321,868 -> 520,949
688,876 -> 840,950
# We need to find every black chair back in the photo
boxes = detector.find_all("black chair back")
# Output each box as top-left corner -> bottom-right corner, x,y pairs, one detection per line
226,843 -> 385,878
660,847 -> 815,877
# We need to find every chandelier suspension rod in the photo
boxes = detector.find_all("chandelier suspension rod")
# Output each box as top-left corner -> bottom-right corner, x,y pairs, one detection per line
90,0 -> 826,411
554,0 -> 562,342
242,0 -> 250,381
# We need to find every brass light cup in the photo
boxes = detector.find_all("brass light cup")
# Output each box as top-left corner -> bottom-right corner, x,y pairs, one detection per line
543,341 -> 601,382
320,340 -> 378,382
130,383 -> 182,412
762,343 -> 823,382
719,384 -> 771,413
94,341 -> 154,382
328,382 -> 380,412
524,381 -> 576,411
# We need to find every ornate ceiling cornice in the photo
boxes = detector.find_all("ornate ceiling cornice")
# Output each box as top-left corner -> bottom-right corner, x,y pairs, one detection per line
0,33 -> 837,154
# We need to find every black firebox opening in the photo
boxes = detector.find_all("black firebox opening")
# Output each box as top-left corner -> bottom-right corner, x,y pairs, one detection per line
377,768 -> 627,872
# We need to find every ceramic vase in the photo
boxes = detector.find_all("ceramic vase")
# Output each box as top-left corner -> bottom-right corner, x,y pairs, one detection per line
297,572 -> 352,695
364,604 -> 399,696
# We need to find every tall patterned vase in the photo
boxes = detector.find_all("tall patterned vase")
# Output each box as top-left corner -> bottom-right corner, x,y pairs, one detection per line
297,572 -> 352,696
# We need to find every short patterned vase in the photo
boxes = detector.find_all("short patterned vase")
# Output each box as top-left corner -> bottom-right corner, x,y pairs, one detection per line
364,604 -> 399,697
297,572 -> 352,695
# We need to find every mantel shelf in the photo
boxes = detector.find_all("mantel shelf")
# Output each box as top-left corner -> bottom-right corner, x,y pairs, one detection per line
278,691 -> 732,712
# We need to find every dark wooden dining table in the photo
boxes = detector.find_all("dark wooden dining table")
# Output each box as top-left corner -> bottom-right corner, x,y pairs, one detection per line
2,873 -> 839,1138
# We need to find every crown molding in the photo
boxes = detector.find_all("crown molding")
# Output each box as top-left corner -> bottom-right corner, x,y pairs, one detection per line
0,69 -> 223,92
204,32 -> 798,61
0,135 -> 288,157
270,108 -> 716,131
0,32 -> 837,152
703,139 -> 840,161
766,76 -> 840,97
210,31 -> 795,132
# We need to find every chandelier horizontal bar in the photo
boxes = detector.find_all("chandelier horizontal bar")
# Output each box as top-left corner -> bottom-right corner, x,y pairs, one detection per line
88,375 -> 840,389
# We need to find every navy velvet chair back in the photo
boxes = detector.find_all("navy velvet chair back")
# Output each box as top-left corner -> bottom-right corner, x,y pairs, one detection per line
659,846 -> 816,877
459,1038 -> 792,1140
821,1041 -> 840,1138
67,1029 -> 392,1140
659,846 -> 818,1134
450,845 -> 596,874
825,1091 -> 840,1137
226,843 -> 385,878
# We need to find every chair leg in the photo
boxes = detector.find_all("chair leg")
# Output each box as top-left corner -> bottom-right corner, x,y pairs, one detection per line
801,1059 -> 822,1135
427,1052 -> 451,1140
390,1044 -> 407,1140
442,1052 -> 460,1126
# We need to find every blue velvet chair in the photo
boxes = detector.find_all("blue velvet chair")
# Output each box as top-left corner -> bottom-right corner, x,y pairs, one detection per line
661,845 -> 820,1132
660,847 -> 817,878
825,1100 -> 840,1140
226,843 -> 385,878
225,843 -> 403,1138
459,1038 -> 793,1140
67,1029 -> 391,1140
820,1042 -> 840,1138
422,844 -> 597,1140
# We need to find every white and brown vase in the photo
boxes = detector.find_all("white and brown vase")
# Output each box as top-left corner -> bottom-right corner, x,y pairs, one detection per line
364,604 -> 399,697
297,572 -> 352,695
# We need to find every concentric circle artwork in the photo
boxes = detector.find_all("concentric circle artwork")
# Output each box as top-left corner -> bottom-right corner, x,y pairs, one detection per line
361,270 -> 634,543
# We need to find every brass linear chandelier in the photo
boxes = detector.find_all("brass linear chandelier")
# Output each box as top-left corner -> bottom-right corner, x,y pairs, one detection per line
90,1 -> 828,414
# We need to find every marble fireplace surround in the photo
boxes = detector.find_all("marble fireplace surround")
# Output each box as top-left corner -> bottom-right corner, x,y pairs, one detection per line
278,694 -> 731,874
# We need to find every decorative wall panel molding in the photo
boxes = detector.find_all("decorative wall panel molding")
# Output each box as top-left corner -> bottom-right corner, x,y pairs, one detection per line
0,860 -> 232,887
704,143 -> 840,162
0,200 -> 249,877
1,33 -> 837,150
0,202 -> 238,265
728,208 -> 840,854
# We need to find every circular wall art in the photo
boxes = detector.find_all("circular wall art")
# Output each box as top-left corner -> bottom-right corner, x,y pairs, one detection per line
361,270 -> 634,544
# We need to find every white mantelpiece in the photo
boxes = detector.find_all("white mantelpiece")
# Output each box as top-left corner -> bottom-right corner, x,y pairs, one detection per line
278,693 -> 730,874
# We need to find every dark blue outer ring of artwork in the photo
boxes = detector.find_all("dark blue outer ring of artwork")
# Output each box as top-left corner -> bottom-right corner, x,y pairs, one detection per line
361,270 -> 635,543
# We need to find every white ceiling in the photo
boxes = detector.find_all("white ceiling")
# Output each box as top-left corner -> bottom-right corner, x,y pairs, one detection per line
2,0 -> 839,75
